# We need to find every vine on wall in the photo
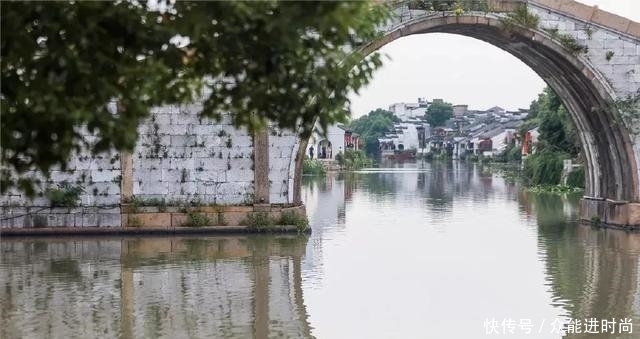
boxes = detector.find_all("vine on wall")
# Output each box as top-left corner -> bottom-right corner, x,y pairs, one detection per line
615,90 -> 640,137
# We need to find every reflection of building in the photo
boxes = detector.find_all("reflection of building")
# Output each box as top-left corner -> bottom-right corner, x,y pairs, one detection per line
0,237 -> 314,339
301,175 -> 347,276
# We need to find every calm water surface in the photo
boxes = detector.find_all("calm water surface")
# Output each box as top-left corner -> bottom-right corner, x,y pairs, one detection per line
2,162 -> 640,339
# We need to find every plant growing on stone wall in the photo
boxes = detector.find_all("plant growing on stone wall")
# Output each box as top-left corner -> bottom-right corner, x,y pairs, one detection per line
279,211 -> 309,232
501,5 -> 539,31
556,33 -> 587,54
185,212 -> 212,227
244,212 -> 273,231
583,26 -> 594,39
243,192 -> 256,205
46,182 -> 84,207
614,90 -> 640,137
157,198 -> 167,212
407,0 -> 488,12
453,3 -> 464,16
189,196 -> 204,207
606,51 -> 615,61
128,197 -> 173,211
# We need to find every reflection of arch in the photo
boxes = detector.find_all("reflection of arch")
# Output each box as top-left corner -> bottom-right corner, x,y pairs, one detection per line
0,236 -> 315,339
292,5 -> 640,222
317,139 -> 332,159
520,194 -> 640,322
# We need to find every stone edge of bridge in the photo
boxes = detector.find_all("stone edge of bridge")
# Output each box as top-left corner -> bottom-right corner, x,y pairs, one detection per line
531,0 -> 640,38
0,224 -> 311,237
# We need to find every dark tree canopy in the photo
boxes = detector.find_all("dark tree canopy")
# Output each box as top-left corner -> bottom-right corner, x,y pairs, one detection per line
1,1 -> 389,193
424,100 -> 453,127
521,87 -> 582,186
533,87 -> 580,156
349,108 -> 399,155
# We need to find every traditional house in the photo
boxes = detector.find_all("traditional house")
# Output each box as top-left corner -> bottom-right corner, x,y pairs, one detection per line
306,124 -> 358,160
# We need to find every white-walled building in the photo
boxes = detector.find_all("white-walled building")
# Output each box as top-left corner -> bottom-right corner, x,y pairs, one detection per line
306,124 -> 360,160
379,122 -> 428,157
388,98 -> 429,120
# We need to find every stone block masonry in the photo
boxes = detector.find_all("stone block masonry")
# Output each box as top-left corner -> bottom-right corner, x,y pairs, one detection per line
1,99 -> 304,229
529,2 -> 640,98
132,104 -> 256,205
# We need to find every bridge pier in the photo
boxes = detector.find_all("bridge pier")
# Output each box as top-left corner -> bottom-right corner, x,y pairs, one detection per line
580,198 -> 640,229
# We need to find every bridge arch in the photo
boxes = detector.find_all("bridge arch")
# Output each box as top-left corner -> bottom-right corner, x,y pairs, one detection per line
290,4 -> 640,225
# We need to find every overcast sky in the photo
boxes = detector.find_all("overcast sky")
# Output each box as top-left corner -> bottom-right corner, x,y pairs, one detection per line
349,0 -> 640,118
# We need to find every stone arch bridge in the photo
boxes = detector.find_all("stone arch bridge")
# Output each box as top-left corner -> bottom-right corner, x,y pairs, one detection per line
2,0 -> 640,229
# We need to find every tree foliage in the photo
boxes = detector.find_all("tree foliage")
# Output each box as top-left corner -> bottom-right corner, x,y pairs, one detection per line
424,100 -> 453,127
532,87 -> 580,157
1,1 -> 389,193
335,149 -> 372,169
523,151 -> 565,186
522,87 -> 582,187
349,108 -> 400,155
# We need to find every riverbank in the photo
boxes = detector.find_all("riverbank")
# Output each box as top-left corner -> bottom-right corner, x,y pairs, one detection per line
0,225 -> 310,237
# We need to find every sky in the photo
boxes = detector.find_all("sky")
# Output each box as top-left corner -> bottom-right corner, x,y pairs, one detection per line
348,0 -> 640,118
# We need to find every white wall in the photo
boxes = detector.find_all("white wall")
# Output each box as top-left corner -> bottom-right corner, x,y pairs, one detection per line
306,124 -> 344,160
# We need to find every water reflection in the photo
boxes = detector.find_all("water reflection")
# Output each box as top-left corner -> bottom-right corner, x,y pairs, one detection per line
303,162 -> 640,338
3,163 -> 640,338
520,191 -> 640,337
1,235 -> 314,339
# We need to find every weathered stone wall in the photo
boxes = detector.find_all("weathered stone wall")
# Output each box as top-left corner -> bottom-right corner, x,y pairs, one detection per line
268,126 -> 299,204
0,145 -> 122,208
0,128 -> 123,227
529,2 -> 640,97
0,100 -> 304,227
132,104 -> 255,205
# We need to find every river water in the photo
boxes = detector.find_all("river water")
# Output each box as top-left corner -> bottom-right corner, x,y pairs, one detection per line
2,162 -> 640,339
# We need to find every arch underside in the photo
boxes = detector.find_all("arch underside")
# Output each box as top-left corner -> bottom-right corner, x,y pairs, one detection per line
292,14 -> 639,204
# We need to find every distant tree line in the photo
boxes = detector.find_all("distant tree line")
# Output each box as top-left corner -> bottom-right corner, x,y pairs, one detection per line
349,100 -> 453,157
349,109 -> 400,155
